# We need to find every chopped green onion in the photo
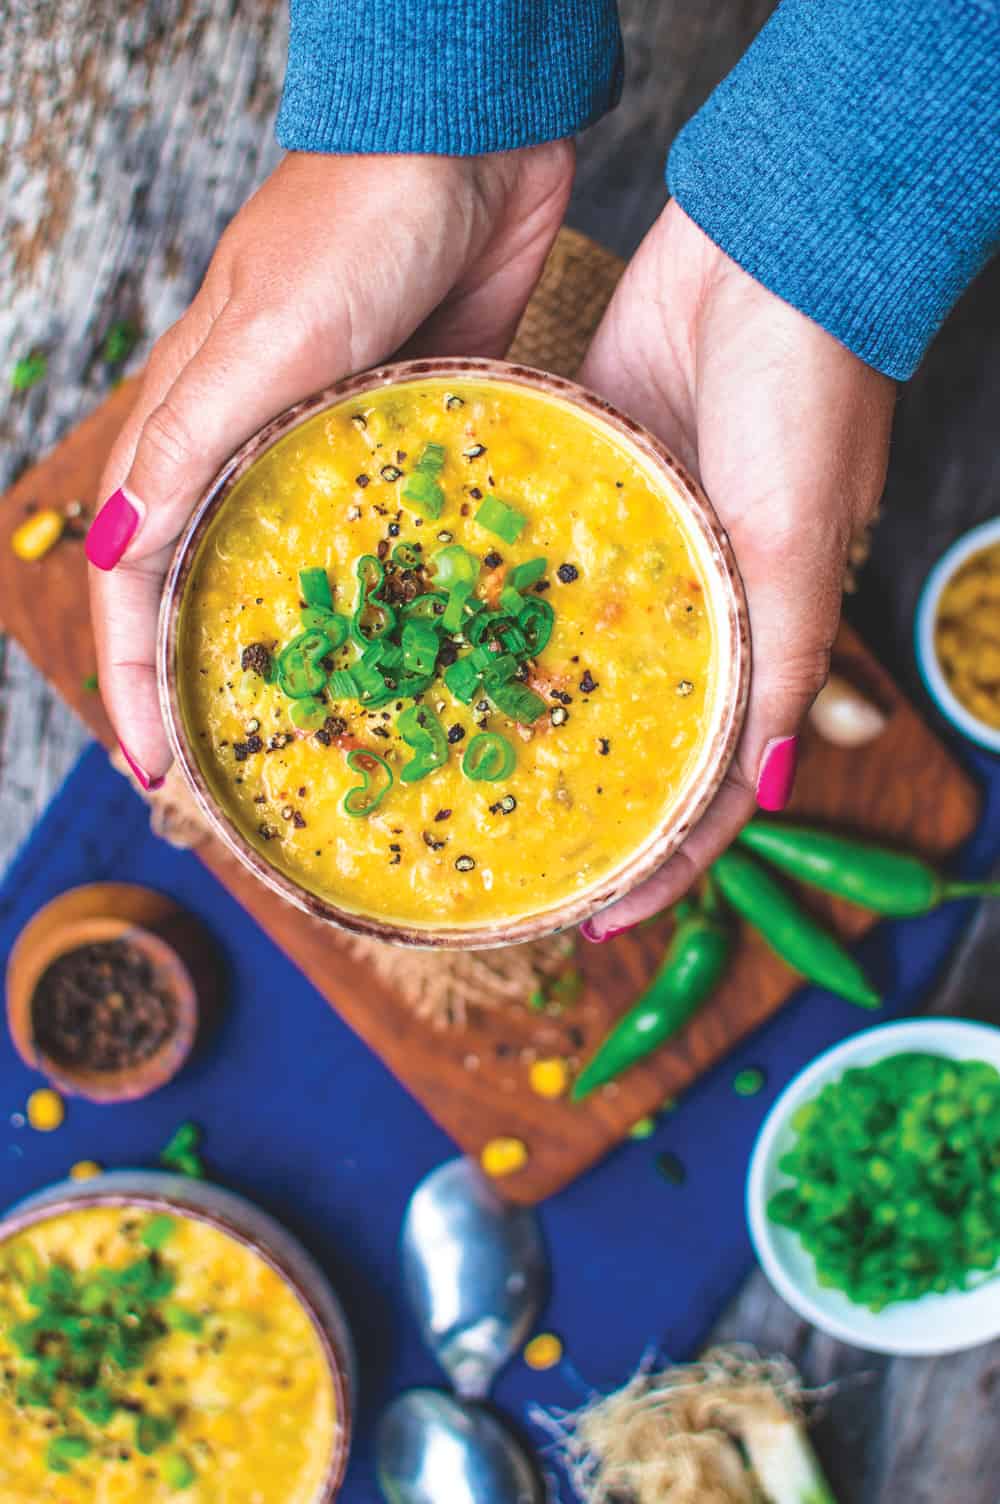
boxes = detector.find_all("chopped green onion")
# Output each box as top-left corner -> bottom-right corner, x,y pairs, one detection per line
46,1435 -> 91,1472
140,1215 -> 175,1250
432,543 -> 480,589
161,1453 -> 196,1491
462,732 -> 516,781
329,668 -> 360,699
137,1413 -> 176,1455
481,653 -> 518,690
402,469 -> 444,519
499,585 -> 523,616
11,351 -> 47,392
491,682 -> 547,723
517,596 -> 554,655
397,705 -> 449,782
509,557 -> 547,591
475,494 -> 526,544
102,319 -> 140,367
442,582 -> 474,633
498,624 -> 528,656
353,659 -> 390,704
444,656 -> 482,703
401,619 -> 440,677
343,749 -> 393,816
299,567 -> 333,611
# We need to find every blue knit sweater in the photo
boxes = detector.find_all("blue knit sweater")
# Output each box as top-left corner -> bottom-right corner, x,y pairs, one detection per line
277,0 -> 1000,380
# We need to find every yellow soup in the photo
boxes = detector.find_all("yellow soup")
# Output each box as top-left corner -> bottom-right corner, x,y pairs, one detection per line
935,540 -> 1000,730
0,1208 -> 337,1503
178,378 -> 716,929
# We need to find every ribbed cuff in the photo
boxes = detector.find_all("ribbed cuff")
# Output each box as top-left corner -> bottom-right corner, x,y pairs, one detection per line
668,0 -> 1000,380
277,0 -> 623,157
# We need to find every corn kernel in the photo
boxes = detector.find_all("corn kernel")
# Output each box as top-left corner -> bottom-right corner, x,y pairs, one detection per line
27,1088 -> 65,1132
12,508 -> 65,562
529,1057 -> 569,1100
523,1333 -> 563,1371
70,1160 -> 102,1181
480,1136 -> 528,1177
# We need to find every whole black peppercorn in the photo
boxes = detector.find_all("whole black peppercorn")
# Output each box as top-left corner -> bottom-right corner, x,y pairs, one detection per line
557,563 -> 579,583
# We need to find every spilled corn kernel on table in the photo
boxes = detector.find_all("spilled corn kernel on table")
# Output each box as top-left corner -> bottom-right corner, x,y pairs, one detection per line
5,1 -> 1000,1499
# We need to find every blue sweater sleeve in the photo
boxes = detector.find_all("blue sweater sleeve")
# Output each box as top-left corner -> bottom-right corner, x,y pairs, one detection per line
668,0 -> 1000,380
277,1 -> 623,156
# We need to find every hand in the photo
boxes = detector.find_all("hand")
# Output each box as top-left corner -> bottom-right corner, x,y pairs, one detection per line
88,144 -> 574,787
578,202 -> 896,940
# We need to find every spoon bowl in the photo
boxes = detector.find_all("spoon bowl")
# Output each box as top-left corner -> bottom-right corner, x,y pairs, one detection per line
401,1157 -> 547,1399
376,1389 -> 543,1504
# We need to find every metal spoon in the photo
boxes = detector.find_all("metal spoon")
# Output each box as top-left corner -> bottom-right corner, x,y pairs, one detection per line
401,1156 -> 547,1398
376,1389 -> 543,1504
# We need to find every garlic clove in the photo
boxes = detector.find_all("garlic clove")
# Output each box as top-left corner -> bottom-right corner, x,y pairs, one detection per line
809,674 -> 888,748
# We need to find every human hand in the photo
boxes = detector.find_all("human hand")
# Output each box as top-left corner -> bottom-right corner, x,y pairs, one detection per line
578,202 -> 896,940
87,143 -> 574,787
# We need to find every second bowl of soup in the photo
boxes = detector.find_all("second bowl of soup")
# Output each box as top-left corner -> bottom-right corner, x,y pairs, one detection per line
159,360 -> 748,946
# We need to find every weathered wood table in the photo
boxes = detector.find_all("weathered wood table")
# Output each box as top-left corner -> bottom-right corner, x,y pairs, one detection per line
4,3 -> 1000,1497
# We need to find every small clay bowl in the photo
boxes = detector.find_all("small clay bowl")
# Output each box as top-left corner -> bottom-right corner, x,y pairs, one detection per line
158,358 -> 750,949
6,883 -> 200,1101
1,1170 -> 355,1497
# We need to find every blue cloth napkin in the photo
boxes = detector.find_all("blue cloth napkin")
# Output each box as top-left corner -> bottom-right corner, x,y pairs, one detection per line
2,741 -> 998,1501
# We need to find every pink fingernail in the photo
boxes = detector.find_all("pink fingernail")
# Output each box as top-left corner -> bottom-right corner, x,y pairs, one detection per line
118,739 -> 164,792
756,735 -> 799,811
581,919 -> 631,944
86,488 -> 141,570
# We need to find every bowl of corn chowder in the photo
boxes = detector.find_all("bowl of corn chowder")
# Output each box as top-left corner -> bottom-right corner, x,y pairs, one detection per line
0,1172 -> 353,1502
159,360 -> 749,946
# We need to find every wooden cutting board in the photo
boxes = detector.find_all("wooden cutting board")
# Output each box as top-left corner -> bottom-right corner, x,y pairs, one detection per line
0,229 -> 980,1202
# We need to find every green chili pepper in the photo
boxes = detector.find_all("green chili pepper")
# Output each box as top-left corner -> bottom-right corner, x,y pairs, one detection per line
462,732 -> 516,781
397,705 -> 448,782
352,554 -> 397,645
392,541 -> 423,569
300,606 -> 349,643
343,749 -> 393,815
475,494 -> 526,543
516,596 -> 554,655
299,567 -> 333,610
401,591 -> 447,622
572,900 -> 731,1099
290,697 -> 328,730
328,668 -> 360,699
738,818 -> 1000,916
712,847 -> 881,1009
432,543 -> 480,589
401,619 -> 440,677
276,628 -> 333,699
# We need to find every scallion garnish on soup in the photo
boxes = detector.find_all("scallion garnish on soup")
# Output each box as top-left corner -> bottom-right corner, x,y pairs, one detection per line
177,378 -> 715,928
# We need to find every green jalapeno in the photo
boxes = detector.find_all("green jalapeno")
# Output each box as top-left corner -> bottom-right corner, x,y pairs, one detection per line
401,591 -> 448,622
572,898 -> 732,1099
300,607 -> 349,643
343,749 -> 393,816
462,732 -> 516,782
290,697 -> 327,730
738,818 -> 1000,915
352,553 -> 397,645
712,847 -> 881,1009
392,542 -> 423,569
397,704 -> 448,782
276,628 -> 334,699
432,543 -> 480,589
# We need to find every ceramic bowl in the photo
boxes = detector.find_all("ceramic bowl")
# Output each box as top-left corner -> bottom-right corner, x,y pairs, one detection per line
747,1017 -> 1000,1355
6,883 -> 201,1102
2,1170 -> 355,1498
158,358 -> 749,948
915,515 -> 1000,754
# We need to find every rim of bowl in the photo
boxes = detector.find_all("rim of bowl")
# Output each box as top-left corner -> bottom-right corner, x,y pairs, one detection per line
915,515 -> 1000,755
157,357 -> 750,949
747,1017 -> 1000,1356
6,913 -> 198,1102
0,1180 -> 352,1498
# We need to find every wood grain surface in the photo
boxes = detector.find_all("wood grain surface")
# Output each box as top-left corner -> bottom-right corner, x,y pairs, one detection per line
0,250 -> 980,1202
5,1 -> 1000,1495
